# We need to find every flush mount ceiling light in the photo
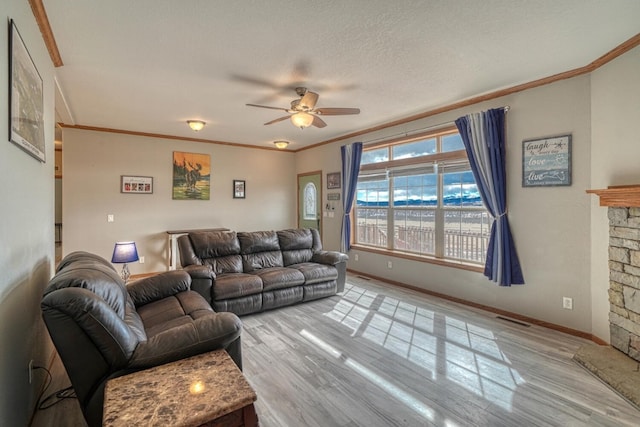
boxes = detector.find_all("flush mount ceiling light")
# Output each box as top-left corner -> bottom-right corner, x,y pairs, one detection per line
274,140 -> 289,149
187,120 -> 206,131
290,112 -> 314,129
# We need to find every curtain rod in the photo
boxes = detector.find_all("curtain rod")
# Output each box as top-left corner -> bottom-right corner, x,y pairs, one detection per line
362,106 -> 510,145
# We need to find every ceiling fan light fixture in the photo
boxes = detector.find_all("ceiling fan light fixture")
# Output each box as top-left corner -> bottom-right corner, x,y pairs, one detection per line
290,112 -> 314,129
274,140 -> 289,149
187,120 -> 206,131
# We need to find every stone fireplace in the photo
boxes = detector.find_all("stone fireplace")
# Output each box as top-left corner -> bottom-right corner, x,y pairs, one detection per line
587,185 -> 640,363
607,207 -> 640,362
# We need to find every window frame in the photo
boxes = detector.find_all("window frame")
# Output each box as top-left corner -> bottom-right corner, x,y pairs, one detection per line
352,126 -> 490,272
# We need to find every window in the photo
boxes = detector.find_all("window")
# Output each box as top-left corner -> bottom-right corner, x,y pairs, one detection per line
354,128 -> 491,265
303,182 -> 317,220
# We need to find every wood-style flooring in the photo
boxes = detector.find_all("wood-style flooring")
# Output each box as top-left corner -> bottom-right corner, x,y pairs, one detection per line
31,274 -> 639,426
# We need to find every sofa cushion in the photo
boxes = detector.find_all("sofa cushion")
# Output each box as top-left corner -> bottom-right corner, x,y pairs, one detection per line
190,231 -> 240,259
278,229 -> 313,250
238,230 -> 280,254
289,262 -> 338,285
242,251 -> 284,272
213,273 -> 263,300
137,291 -> 215,338
282,248 -> 313,266
44,256 -> 128,318
253,267 -> 305,291
203,254 -> 243,274
278,229 -> 316,265
130,298 -> 242,368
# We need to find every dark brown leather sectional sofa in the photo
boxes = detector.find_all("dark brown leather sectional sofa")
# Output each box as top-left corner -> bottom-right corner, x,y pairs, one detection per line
178,228 -> 349,315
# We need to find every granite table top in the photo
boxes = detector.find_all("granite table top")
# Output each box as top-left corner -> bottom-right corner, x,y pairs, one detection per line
103,350 -> 257,427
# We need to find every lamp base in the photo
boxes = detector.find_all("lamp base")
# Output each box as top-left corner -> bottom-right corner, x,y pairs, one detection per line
121,263 -> 130,283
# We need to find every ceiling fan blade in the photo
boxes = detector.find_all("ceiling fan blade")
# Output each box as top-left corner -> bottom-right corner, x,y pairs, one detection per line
311,115 -> 327,128
314,107 -> 360,115
264,116 -> 291,126
246,103 -> 289,112
299,91 -> 319,110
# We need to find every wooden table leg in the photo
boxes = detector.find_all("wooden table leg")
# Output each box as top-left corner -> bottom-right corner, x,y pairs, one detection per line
243,404 -> 258,427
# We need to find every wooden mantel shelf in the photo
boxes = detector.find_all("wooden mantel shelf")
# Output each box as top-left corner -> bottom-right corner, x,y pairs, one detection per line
586,185 -> 640,207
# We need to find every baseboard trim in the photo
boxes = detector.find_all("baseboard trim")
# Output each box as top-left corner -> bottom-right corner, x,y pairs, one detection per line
347,268 -> 607,345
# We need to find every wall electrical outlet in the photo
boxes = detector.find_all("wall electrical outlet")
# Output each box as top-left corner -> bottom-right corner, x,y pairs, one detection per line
387,261 -> 393,269
29,360 -> 34,384
354,254 -> 359,261
139,256 -> 145,264
107,214 -> 114,222
562,297 -> 573,310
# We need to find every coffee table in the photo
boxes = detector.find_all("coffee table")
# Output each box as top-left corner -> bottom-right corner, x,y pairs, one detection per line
103,350 -> 258,426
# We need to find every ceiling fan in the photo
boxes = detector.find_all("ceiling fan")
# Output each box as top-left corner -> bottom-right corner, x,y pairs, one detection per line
246,87 -> 360,129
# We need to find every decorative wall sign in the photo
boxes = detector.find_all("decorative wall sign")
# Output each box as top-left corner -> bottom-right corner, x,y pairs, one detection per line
233,180 -> 245,199
9,19 -> 45,162
522,134 -> 571,187
327,192 -> 340,201
327,172 -> 341,189
121,176 -> 153,194
172,151 -> 211,200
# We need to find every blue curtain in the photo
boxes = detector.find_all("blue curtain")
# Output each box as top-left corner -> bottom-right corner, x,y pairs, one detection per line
455,108 -> 524,286
341,142 -> 363,252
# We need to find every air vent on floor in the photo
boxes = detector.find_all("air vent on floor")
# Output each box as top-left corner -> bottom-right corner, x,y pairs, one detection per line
496,316 -> 530,327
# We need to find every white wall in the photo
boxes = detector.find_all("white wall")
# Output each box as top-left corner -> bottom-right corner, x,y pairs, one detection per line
62,129 -> 297,273
297,74 -> 595,334
0,2 -> 56,425
590,46 -> 640,342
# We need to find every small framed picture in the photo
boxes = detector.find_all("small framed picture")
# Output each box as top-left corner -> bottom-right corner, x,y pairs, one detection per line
121,175 -> 153,194
327,172 -> 341,189
233,179 -> 245,199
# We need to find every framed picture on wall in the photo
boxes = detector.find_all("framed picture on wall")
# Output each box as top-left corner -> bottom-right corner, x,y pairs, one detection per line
522,134 -> 572,187
233,180 -> 245,199
9,19 -> 45,162
121,175 -> 153,194
327,172 -> 341,189
172,151 -> 211,200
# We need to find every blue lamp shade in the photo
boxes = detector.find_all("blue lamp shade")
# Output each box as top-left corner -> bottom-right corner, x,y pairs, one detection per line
111,242 -> 139,264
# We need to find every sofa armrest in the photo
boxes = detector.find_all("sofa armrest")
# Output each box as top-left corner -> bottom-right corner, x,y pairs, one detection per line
127,270 -> 191,307
312,250 -> 349,265
182,264 -> 216,304
183,264 -> 216,280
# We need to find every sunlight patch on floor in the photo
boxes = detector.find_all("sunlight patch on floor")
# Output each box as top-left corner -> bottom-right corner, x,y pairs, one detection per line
300,329 -> 440,423
324,283 -> 527,412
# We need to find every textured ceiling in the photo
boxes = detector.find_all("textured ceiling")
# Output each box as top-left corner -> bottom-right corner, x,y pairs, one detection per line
45,0 -> 640,150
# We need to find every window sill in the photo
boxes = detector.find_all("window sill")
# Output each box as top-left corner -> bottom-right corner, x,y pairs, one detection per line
350,244 -> 484,273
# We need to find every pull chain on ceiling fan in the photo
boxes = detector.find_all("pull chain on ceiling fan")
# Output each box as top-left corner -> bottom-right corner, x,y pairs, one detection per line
246,87 -> 360,129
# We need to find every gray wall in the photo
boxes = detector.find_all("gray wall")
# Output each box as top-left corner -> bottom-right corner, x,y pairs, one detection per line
298,74 -> 595,335
590,46 -> 640,341
0,2 -> 56,425
62,129 -> 297,273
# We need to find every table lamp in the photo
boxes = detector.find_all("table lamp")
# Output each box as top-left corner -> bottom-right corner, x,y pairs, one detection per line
111,241 -> 139,282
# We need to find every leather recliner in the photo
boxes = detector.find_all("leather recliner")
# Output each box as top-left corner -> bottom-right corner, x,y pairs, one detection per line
41,251 -> 243,427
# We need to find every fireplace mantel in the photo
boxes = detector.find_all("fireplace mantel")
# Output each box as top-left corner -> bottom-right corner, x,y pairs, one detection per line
586,185 -> 640,207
